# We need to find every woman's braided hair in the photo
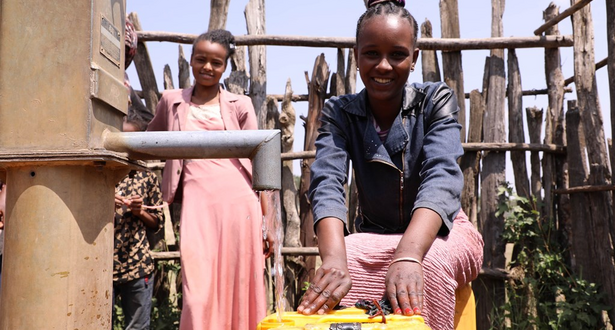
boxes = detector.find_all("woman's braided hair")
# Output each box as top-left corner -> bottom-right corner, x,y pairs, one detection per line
356,0 -> 418,45
192,29 -> 236,61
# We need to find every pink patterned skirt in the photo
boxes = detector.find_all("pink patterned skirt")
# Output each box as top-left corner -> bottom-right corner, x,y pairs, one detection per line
341,210 -> 483,330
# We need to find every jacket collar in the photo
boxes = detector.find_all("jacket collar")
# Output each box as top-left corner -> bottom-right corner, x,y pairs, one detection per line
176,84 -> 237,106
353,84 -> 426,163
174,84 -> 237,131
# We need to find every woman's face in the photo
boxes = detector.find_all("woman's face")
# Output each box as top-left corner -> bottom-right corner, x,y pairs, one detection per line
190,40 -> 228,88
354,15 -> 419,104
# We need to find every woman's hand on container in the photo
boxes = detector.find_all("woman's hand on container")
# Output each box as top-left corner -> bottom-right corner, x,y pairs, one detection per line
386,208 -> 442,316
298,217 -> 351,315
385,260 -> 424,316
297,258 -> 352,315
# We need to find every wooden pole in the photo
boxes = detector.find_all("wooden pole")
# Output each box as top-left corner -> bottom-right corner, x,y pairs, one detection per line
542,3 -> 569,250
262,96 -> 280,131
476,1 -> 507,328
344,48 -> 357,95
459,90 -> 484,227
208,0 -> 231,31
345,49 -> 359,232
607,0 -> 615,268
570,0 -> 615,322
533,0 -> 593,35
279,142 -> 565,161
129,12 -> 160,114
555,184 -> 615,194
136,31 -> 574,51
420,19 -> 441,82
135,86 -> 571,104
275,79 -> 305,308
280,79 -> 301,249
526,107 -> 544,201
440,0 -> 466,142
507,49 -> 530,198
299,55 -> 330,284
178,45 -> 191,89
163,64 -> 174,90
332,49 -> 346,96
224,45 -> 249,95
564,100 -> 596,286
245,0 -> 268,128
608,0 -> 615,145
564,56 -> 608,86
245,0 -> 267,127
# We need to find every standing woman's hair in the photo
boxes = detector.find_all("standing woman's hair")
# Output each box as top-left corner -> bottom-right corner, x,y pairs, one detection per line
356,0 -> 418,44
191,29 -> 237,61
125,111 -> 150,132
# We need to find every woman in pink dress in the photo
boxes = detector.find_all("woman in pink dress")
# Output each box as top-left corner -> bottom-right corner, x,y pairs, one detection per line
147,29 -> 273,330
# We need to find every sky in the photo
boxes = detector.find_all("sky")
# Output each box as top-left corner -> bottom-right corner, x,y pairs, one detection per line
126,0 -> 611,177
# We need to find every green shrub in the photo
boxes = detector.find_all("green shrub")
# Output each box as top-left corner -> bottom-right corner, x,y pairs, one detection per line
495,184 -> 610,330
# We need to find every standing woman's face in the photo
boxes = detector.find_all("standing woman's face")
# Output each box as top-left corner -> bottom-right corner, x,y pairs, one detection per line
190,40 -> 228,88
354,15 -> 419,104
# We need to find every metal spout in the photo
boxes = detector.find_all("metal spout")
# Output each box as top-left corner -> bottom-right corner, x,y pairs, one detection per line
103,129 -> 281,190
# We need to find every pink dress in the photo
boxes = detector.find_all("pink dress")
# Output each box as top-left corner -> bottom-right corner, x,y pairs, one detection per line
341,210 -> 483,330
179,104 -> 266,330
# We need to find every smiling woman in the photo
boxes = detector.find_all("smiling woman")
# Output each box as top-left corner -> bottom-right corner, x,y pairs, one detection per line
146,29 -> 275,330
190,30 -> 235,102
354,11 -> 419,131
300,1 -> 484,329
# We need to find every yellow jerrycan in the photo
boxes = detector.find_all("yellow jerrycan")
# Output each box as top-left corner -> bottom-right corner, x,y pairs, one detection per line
257,307 -> 432,330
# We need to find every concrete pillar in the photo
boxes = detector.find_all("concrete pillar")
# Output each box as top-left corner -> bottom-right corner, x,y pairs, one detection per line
0,0 -> 129,328
0,165 -> 126,328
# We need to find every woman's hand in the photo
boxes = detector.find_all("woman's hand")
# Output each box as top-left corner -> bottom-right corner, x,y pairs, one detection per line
297,258 -> 352,315
388,208 -> 442,316
385,260 -> 424,315
297,217 -> 351,315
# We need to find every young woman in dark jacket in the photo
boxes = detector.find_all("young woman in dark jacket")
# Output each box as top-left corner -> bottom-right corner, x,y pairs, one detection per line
300,1 -> 484,328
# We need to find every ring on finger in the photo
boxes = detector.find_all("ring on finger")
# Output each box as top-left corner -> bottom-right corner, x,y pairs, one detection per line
310,284 -> 322,294
322,290 -> 331,298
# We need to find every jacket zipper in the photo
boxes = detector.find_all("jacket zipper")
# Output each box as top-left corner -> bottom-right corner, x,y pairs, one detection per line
367,120 -> 407,227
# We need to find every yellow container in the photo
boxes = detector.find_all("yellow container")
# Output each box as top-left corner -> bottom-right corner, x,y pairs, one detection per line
257,307 -> 432,329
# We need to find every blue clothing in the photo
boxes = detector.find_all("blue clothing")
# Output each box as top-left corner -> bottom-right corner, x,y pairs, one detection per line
308,82 -> 464,235
113,273 -> 154,330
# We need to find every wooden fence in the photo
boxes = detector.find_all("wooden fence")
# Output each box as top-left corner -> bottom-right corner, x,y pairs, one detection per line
132,0 -> 615,328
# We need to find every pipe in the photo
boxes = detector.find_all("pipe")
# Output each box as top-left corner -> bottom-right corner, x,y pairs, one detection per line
103,129 -> 281,191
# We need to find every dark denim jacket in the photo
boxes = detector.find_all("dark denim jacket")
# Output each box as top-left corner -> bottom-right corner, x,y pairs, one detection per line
308,82 -> 464,236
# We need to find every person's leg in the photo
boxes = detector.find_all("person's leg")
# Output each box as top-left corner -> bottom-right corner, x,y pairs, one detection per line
118,273 -> 154,330
421,210 -> 483,330
111,285 -> 117,330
